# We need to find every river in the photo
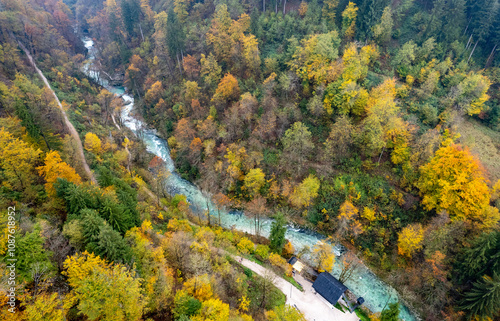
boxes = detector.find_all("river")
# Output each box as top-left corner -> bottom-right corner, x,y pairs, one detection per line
82,37 -> 417,321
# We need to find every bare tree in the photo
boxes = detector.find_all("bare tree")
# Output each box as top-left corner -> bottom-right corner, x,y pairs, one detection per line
246,196 -> 268,236
338,252 -> 362,283
257,270 -> 277,309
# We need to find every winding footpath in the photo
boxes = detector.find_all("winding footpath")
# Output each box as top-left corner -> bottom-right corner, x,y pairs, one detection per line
17,40 -> 97,185
234,256 -> 359,321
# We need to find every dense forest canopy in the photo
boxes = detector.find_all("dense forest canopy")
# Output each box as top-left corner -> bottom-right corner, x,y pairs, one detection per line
0,0 -> 499,320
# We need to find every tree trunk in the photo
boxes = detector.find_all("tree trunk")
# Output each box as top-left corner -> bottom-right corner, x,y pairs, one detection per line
139,23 -> 145,42
283,0 -> 286,14
465,34 -> 473,50
377,146 -> 385,165
176,52 -> 183,76
468,40 -> 479,63
263,0 -> 265,12
39,130 -> 51,151
206,199 -> 211,226
463,17 -> 472,36
485,44 -> 497,68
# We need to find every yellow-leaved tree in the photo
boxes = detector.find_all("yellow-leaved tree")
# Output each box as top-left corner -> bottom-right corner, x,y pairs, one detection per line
289,174 -> 320,208
397,223 -> 424,258
192,298 -> 230,321
37,150 -> 82,196
341,2 -> 358,40
0,127 -> 41,191
266,304 -> 306,321
63,251 -> 145,321
243,168 -> 266,197
23,292 -> 64,321
84,132 -> 102,154
183,274 -> 213,301
212,73 -> 240,105
312,240 -> 335,272
416,139 -> 498,228
337,200 -> 364,238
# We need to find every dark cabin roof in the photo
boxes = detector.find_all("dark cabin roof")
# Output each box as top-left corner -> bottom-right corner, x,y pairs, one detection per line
288,257 -> 298,265
312,272 -> 348,305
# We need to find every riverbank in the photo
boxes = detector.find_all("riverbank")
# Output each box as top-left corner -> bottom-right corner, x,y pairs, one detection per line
234,255 -> 359,321
82,37 -> 418,321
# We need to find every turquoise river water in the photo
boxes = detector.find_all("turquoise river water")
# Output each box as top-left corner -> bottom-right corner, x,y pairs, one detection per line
82,37 -> 418,321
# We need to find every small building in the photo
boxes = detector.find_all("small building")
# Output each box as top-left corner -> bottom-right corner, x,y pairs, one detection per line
288,257 -> 305,273
312,272 -> 348,306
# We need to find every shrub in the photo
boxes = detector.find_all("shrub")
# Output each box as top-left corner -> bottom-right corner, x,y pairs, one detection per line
255,244 -> 270,260
237,237 -> 255,254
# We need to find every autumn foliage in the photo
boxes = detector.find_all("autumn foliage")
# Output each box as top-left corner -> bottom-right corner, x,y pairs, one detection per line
417,139 -> 494,226
38,150 -> 82,196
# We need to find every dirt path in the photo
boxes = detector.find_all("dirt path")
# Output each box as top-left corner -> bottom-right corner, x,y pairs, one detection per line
234,256 -> 359,321
18,40 -> 97,185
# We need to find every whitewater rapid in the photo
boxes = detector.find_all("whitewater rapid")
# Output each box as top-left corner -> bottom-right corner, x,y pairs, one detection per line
82,37 -> 417,321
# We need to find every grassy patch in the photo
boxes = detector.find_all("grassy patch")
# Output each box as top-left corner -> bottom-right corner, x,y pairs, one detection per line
456,118 -> 500,185
334,302 -> 346,313
355,307 -> 371,321
246,254 -> 304,291
283,275 -> 304,292
247,275 -> 286,311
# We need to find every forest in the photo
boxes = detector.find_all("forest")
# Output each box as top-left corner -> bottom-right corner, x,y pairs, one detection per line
0,0 -> 499,320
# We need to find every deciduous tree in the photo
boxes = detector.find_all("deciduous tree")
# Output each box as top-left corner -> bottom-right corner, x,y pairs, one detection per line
341,2 -> 358,40
397,223 -> 424,258
192,298 -> 230,321
84,132 -> 102,154
0,128 -> 41,191
416,140 -> 493,225
372,7 -> 393,45
244,168 -> 265,197
212,73 -> 240,106
281,122 -> 314,172
63,251 -> 145,321
312,240 -> 335,272
183,54 -> 200,79
266,304 -> 305,321
200,53 -> 222,88
289,175 -> 320,208
38,151 -> 82,196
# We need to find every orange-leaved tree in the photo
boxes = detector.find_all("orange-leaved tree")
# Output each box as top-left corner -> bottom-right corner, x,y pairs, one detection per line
212,73 -> 240,105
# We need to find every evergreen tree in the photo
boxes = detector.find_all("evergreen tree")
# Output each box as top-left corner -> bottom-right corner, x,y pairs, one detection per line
166,7 -> 185,70
269,213 -> 287,253
357,0 -> 389,40
380,302 -> 400,321
424,0 -> 446,39
96,224 -> 132,263
460,273 -> 500,319
82,208 -> 105,246
121,0 -> 141,37
456,231 -> 500,284
441,0 -> 466,43
466,0 -> 496,44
